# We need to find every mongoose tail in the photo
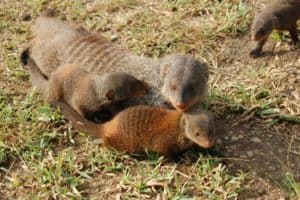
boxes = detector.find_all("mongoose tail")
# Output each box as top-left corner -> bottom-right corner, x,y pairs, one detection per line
53,101 -> 103,138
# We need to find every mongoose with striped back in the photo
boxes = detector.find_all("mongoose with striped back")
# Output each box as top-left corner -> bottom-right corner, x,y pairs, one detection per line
21,52 -> 149,120
28,9 -> 209,112
250,0 -> 300,58
54,101 -> 215,157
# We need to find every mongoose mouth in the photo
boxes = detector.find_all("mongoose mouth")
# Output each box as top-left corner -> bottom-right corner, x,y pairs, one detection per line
197,138 -> 215,149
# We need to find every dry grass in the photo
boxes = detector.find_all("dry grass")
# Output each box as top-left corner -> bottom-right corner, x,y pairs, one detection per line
0,0 -> 299,199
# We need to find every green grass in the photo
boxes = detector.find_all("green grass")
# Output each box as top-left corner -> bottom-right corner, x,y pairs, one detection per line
0,0 -> 299,199
282,173 -> 300,197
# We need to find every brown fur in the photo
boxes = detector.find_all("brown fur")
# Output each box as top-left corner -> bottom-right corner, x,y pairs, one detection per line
27,10 -> 209,112
54,102 -> 215,157
24,56 -> 148,119
250,0 -> 300,58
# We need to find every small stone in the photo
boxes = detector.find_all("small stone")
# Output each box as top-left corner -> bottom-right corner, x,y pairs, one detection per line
258,188 -> 266,195
224,136 -> 229,140
111,35 -> 118,42
216,139 -> 222,144
231,136 -> 239,141
229,131 -> 233,135
239,155 -> 247,159
278,148 -> 284,153
247,151 -> 254,157
238,135 -> 244,139
250,137 -> 261,143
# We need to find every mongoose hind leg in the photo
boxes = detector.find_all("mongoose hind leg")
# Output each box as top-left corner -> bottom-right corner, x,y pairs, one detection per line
250,38 -> 268,58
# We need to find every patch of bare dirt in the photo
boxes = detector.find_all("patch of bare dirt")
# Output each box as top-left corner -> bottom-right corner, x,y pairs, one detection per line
238,175 -> 287,200
215,114 -> 300,182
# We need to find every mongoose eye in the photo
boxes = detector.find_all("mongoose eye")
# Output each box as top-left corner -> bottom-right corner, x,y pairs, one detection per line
195,132 -> 200,137
106,90 -> 115,101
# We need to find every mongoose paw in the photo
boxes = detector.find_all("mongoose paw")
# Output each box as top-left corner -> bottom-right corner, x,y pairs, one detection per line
249,49 -> 262,58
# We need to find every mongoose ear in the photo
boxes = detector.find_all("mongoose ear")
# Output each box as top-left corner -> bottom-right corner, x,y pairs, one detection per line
141,80 -> 150,90
160,64 -> 170,78
106,89 -> 115,101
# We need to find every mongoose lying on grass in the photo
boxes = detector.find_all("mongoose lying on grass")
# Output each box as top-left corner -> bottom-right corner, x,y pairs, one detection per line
54,102 -> 216,157
28,9 -> 209,112
22,52 -> 148,119
250,0 -> 300,58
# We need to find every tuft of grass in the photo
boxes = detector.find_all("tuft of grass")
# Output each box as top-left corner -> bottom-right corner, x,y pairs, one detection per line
282,173 -> 300,198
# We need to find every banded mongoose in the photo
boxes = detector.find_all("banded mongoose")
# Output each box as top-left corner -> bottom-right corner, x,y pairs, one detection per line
54,102 -> 216,157
22,53 -> 148,119
250,0 -> 300,58
28,9 -> 209,111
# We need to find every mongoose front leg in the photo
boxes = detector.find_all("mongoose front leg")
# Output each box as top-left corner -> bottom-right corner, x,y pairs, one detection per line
46,78 -> 62,103
289,26 -> 299,46
28,67 -> 48,92
250,37 -> 268,58
26,60 -> 50,98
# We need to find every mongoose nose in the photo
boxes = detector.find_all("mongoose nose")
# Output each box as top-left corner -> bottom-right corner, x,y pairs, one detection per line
201,139 -> 215,149
206,139 -> 215,149
176,103 -> 187,110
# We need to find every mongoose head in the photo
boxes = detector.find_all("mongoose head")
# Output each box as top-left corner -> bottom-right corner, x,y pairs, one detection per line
101,72 -> 149,102
160,54 -> 209,112
251,13 -> 276,41
181,110 -> 215,149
